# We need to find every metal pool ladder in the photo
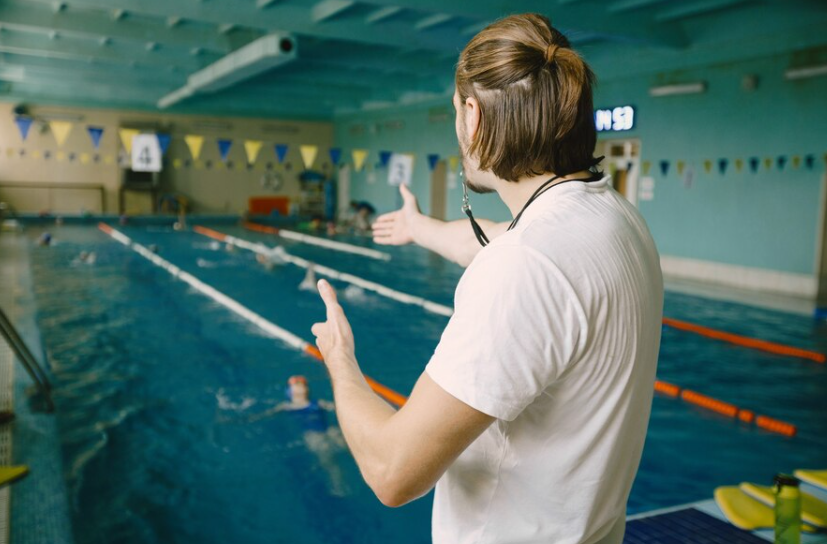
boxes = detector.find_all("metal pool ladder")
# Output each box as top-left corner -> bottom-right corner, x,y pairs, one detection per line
0,306 -> 55,413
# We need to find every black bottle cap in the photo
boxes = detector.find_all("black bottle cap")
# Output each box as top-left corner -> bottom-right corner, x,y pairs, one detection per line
774,474 -> 800,487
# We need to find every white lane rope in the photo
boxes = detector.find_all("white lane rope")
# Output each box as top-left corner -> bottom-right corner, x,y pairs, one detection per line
197,227 -> 454,318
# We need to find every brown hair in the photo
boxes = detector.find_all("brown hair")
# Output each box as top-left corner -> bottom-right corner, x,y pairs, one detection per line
455,13 -> 600,182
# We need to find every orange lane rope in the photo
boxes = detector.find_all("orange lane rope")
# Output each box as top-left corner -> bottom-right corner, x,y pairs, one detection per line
654,379 -> 796,437
662,317 -> 825,364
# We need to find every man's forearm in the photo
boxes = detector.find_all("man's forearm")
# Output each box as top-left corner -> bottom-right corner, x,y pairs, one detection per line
410,214 -> 505,267
326,356 -> 398,499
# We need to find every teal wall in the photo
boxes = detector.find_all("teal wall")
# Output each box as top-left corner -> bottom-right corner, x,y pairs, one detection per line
334,52 -> 827,276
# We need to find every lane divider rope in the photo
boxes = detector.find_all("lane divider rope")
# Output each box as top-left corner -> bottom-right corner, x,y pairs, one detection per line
98,223 -> 408,408
242,221 -> 391,262
662,317 -> 824,364
653,379 -> 796,437
200,226 -> 801,436
194,226 -> 453,317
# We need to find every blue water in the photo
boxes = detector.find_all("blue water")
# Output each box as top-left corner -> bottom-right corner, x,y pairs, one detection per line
23,223 -> 827,544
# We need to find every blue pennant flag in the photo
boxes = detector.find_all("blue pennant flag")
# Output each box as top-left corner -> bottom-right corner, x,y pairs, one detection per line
427,153 -> 440,172
217,139 -> 233,162
718,158 -> 728,175
379,150 -> 392,168
275,144 -> 289,163
659,160 -> 670,177
749,157 -> 760,173
156,133 -> 171,156
87,126 -> 104,150
805,154 -> 815,170
14,116 -> 33,141
776,155 -> 787,171
329,147 -> 342,165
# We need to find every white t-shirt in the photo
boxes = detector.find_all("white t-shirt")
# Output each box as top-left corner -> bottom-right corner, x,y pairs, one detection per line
425,176 -> 663,544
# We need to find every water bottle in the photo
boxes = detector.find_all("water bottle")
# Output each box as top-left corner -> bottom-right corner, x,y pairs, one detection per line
774,474 -> 801,544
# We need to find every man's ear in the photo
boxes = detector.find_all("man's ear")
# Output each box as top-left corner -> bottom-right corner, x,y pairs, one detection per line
464,96 -> 481,142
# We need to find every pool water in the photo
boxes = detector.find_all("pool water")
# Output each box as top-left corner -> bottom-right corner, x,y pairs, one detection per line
19,223 -> 827,544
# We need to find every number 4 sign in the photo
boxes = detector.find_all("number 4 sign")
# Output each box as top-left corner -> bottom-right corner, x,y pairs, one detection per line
387,153 -> 413,186
131,133 -> 162,172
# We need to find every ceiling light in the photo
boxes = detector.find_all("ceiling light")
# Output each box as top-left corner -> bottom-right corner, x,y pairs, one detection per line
649,82 -> 706,97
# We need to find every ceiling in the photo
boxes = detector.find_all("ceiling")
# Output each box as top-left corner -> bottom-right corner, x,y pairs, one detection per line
0,0 -> 825,120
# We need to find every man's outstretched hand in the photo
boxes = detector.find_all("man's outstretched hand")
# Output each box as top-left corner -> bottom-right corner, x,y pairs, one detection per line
372,184 -> 421,246
311,279 -> 357,373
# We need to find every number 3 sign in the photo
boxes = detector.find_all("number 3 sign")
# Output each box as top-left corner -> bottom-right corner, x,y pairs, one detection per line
131,134 -> 162,172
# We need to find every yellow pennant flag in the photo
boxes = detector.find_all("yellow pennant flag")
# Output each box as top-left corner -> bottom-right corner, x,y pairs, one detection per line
244,140 -> 263,165
49,121 -> 74,148
80,153 -> 91,165
448,155 -> 460,173
703,160 -> 712,174
5,148 -> 14,159
352,149 -> 368,172
173,158 -> 183,169
56,151 -> 67,162
641,160 -> 651,176
185,135 -> 204,160
792,155 -> 801,169
734,158 -> 744,172
118,128 -> 139,154
677,160 -> 686,176
104,154 -> 114,165
763,157 -> 772,170
31,150 -> 42,160
300,145 -> 318,169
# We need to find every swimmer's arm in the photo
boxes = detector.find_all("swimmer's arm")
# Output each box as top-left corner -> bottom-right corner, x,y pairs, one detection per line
328,367 -> 494,508
317,399 -> 336,412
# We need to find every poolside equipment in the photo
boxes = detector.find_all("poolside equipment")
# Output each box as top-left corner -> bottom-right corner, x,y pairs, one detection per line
773,474 -> 803,544
98,223 -> 408,409
0,306 -> 55,412
794,469 -> 827,492
0,466 -> 29,489
653,379 -> 797,437
740,481 -> 827,528
662,317 -> 825,364
714,486 -> 815,533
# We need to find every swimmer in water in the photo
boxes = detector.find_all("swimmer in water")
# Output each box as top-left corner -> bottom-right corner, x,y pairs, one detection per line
225,242 -> 236,253
299,264 -> 318,292
73,251 -> 96,265
37,232 -> 52,246
256,246 -> 288,271
252,376 -> 348,496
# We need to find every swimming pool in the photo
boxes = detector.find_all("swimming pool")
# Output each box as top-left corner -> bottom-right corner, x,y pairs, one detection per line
15,222 -> 827,544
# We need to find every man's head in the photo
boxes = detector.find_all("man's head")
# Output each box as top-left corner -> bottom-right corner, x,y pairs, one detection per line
288,375 -> 310,403
454,13 -> 599,192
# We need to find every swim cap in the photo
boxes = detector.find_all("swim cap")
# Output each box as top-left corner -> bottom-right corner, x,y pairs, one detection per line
288,375 -> 308,386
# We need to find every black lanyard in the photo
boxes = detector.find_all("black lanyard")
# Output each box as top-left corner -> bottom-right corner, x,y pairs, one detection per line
463,172 -> 602,247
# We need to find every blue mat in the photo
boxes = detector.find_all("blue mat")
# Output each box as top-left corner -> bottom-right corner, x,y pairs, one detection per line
624,508 -> 768,544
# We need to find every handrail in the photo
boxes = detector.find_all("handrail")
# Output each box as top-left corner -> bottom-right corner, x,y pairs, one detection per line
0,306 -> 55,412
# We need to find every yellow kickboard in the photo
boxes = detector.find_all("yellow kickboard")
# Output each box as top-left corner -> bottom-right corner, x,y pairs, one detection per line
714,487 -> 815,532
741,482 -> 827,528
0,466 -> 29,488
795,469 -> 827,492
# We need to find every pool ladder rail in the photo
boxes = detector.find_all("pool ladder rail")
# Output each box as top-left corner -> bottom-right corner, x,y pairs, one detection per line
0,305 -> 55,412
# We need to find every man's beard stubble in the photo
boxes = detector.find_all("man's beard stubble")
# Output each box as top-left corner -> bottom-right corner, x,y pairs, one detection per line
458,127 -> 495,195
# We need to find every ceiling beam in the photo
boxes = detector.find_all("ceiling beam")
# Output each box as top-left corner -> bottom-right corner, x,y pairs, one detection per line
0,29 -> 217,69
26,0 -> 469,53
0,1 -> 256,55
312,0 -> 355,23
365,6 -> 403,25
655,0 -> 753,22
414,13 -> 453,31
608,0 -> 671,13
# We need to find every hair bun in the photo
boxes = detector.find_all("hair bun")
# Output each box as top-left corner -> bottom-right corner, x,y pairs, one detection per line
544,44 -> 559,65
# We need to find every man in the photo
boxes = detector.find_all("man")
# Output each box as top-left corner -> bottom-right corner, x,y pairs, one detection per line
311,13 -> 662,544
